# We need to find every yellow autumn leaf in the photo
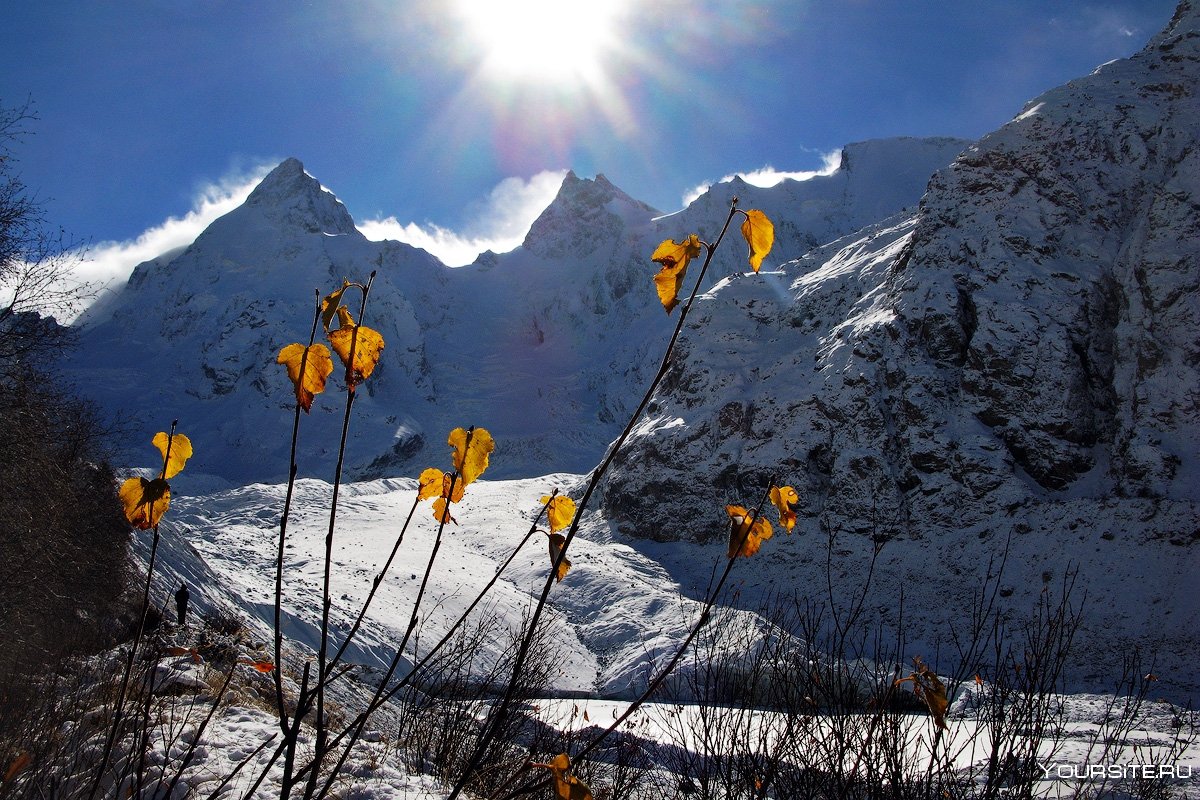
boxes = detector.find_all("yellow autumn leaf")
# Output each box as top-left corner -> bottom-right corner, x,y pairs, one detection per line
328,324 -> 385,388
740,209 -> 774,272
547,532 -> 571,582
417,467 -> 445,500
432,496 -> 457,525
448,427 -> 494,488
419,467 -> 463,523
725,505 -> 773,559
769,485 -> 799,533
651,234 -> 702,314
540,495 -> 576,533
276,342 -> 334,412
152,432 -> 192,480
894,657 -> 949,730
320,280 -> 351,332
440,471 -> 465,503
119,477 -> 171,530
531,753 -> 593,800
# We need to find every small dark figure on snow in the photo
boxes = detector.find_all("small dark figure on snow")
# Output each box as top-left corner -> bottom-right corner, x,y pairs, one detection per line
175,582 -> 190,626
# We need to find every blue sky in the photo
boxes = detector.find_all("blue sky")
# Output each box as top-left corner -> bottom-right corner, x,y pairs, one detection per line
1,0 -> 1177,284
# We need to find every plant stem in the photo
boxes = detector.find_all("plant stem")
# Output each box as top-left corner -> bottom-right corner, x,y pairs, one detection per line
448,201 -> 743,800
311,470 -> 462,800
162,656 -> 238,799
324,493 -> 420,679
306,497 -> 553,798
274,291 -> 323,735
498,481 -> 777,800
87,419 -> 178,800
305,273 -> 375,800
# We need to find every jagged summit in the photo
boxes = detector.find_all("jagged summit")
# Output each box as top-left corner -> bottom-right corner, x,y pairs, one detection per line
68,129 -> 982,483
521,171 -> 661,260
240,157 -> 359,236
899,0 -> 1200,497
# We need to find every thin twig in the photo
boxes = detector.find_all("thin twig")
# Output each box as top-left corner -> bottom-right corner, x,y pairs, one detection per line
450,201 -> 744,800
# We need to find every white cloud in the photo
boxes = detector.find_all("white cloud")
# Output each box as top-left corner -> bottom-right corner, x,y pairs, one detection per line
681,150 -> 843,207
74,166 -> 272,291
358,170 -> 566,266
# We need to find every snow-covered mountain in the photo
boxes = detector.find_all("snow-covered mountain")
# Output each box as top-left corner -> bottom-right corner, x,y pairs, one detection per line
669,136 -> 969,257
67,139 -> 965,484
68,159 -> 443,485
600,2 -> 1200,689
65,1 -> 1199,700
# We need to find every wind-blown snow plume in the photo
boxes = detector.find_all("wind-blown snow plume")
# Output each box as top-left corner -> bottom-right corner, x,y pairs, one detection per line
357,169 -> 566,265
681,150 -> 842,207
69,167 -> 272,315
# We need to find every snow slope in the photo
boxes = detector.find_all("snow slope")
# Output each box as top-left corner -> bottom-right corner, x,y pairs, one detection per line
145,473 -> 766,700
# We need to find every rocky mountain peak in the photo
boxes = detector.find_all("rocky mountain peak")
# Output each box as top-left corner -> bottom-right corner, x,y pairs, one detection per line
242,157 -> 359,236
522,171 -> 660,260
898,0 -> 1199,497
1154,0 -> 1197,45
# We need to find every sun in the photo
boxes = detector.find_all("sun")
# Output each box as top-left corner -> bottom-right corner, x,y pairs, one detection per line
454,0 -> 628,86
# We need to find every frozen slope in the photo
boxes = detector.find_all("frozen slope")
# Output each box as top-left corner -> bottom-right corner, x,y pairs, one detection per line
599,4 -> 1200,693
148,473 -> 759,699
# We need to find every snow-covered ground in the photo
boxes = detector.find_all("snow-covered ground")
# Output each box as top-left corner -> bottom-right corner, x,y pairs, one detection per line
153,472 -> 714,699
109,470 -> 1197,799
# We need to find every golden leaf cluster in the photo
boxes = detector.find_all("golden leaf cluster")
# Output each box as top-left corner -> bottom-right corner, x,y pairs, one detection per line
769,485 -> 799,533
531,753 -> 593,800
276,280 -> 386,410
651,234 -> 701,314
650,209 -> 775,313
539,494 -> 577,582
119,478 -> 170,530
418,466 -> 465,525
725,505 -> 773,559
328,308 -> 385,389
320,280 -> 351,331
740,209 -> 774,272
547,533 -> 571,583
540,494 -> 576,534
276,344 -> 333,411
537,494 -> 578,582
120,431 -> 193,530
416,427 -> 494,525
449,426 -> 494,488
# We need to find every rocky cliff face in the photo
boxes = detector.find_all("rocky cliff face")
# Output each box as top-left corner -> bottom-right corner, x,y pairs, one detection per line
599,3 -> 1199,688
